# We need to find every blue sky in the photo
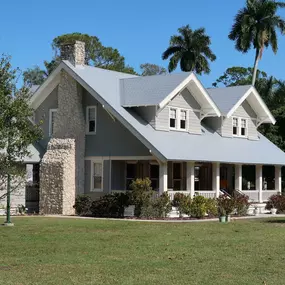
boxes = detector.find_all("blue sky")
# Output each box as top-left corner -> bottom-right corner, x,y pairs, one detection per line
1,0 -> 285,87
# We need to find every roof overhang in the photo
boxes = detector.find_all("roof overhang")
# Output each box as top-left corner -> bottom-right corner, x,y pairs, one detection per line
158,73 -> 221,117
226,86 -> 276,125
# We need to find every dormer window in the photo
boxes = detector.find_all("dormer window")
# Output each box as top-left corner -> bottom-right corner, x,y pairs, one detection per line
86,106 -> 97,134
180,110 -> 187,130
170,108 -> 177,128
232,117 -> 247,137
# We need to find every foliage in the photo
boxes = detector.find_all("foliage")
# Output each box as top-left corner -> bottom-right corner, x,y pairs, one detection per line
234,195 -> 251,216
0,55 -> 42,209
217,195 -> 235,216
73,195 -> 92,216
190,195 -> 208,219
228,0 -> 285,85
162,25 -> 216,74
265,194 -> 285,212
130,178 -> 155,217
171,192 -> 191,216
205,198 -> 218,218
23,66 -> 47,86
17,204 -> 26,215
90,192 -> 131,218
140,63 -> 167,76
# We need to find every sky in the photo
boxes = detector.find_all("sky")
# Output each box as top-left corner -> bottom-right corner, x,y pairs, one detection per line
1,0 -> 285,88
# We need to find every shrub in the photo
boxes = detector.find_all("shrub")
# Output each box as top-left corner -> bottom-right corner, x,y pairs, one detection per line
90,193 -> 131,218
266,194 -> 285,213
130,178 -> 154,217
171,193 -> 192,216
73,195 -> 92,216
153,192 -> 172,218
217,194 -> 235,216
234,195 -> 250,216
205,198 -> 218,218
190,195 -> 207,219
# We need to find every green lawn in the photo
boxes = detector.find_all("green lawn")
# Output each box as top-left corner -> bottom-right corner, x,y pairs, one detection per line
0,217 -> 285,285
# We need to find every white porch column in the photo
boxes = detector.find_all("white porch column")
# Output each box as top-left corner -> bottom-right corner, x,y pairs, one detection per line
275,165 -> 282,194
256,165 -> 263,203
235,164 -> 242,191
159,162 -> 168,195
212,162 -> 220,198
187,162 -> 195,198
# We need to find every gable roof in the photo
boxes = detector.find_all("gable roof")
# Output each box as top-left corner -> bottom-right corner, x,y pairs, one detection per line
120,73 -> 190,106
208,85 -> 276,124
30,61 -> 285,165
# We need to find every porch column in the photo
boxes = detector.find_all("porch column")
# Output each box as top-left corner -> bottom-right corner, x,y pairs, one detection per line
256,165 -> 263,203
187,162 -> 195,198
235,164 -> 242,191
212,162 -> 220,198
275,165 -> 282,194
159,162 -> 168,195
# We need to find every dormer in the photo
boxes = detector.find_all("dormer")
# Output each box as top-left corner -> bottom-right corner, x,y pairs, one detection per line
120,73 -> 221,134
206,85 -> 275,140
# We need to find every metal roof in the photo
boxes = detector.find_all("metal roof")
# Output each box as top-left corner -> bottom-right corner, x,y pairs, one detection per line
120,72 -> 191,107
36,61 -> 285,165
207,85 -> 252,115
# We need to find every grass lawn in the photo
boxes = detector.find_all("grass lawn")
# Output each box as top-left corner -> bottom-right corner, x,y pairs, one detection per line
0,217 -> 285,285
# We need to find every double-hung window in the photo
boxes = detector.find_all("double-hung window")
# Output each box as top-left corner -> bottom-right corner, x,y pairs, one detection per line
232,117 -> 247,137
86,106 -> 97,134
92,161 -> 103,191
180,110 -> 187,130
170,108 -> 177,129
49,109 -> 57,136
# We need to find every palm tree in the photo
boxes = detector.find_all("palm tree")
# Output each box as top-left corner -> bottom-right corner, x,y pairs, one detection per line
162,25 -> 216,74
229,0 -> 285,86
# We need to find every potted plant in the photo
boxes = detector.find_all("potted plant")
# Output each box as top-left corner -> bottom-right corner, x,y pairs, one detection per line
218,207 -> 226,223
217,195 -> 235,223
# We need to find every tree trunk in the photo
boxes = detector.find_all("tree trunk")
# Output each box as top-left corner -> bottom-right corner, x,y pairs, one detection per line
252,49 -> 260,86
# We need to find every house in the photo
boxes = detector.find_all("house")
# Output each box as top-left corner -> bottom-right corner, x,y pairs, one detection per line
8,40 -> 285,215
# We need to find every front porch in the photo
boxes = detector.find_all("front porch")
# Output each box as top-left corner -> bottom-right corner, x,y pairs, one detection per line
105,158 -> 282,203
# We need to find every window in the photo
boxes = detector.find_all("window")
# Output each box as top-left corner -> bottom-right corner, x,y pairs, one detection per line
241,119 -> 247,136
170,108 -> 176,128
92,161 -> 103,191
232,117 -> 248,137
86,106 -> 97,134
49,109 -> 57,136
173,162 -> 182,190
150,163 -> 159,190
180,110 -> 187,129
126,162 -> 137,190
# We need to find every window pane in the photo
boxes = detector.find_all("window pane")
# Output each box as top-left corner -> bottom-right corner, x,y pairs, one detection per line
180,110 -> 186,120
127,163 -> 136,178
180,120 -> 186,129
150,164 -> 159,178
173,180 -> 182,190
93,162 -> 102,189
170,118 -> 176,128
94,176 -> 102,189
241,119 -> 246,128
173,163 -> 181,179
233,118 -> 238,127
170,109 -> 176,118
89,108 -> 96,120
241,127 -> 246,136
233,126 -> 237,135
89,121 -> 95,132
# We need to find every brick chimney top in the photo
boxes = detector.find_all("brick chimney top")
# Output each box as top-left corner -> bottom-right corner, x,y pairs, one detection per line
60,41 -> 85,66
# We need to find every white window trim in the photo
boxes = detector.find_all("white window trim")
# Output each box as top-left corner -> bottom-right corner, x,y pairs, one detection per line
169,107 -> 189,132
90,160 -> 104,192
86,106 -> 97,135
232,117 -> 248,138
49,109 -> 57,137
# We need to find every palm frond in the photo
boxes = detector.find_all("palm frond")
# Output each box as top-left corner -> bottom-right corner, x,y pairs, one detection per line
162,46 -> 182,60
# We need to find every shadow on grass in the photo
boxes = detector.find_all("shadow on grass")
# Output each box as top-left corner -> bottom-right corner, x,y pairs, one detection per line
264,219 -> 285,224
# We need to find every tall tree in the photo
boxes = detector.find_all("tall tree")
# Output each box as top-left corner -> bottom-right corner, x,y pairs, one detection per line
229,0 -> 285,86
0,55 -> 42,225
140,63 -> 167,76
162,25 -> 216,74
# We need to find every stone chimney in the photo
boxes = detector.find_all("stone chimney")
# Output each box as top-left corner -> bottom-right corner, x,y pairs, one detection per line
60,41 -> 85,66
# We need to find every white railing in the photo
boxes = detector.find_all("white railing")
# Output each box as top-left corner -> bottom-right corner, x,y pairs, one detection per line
195,191 -> 217,199
167,191 -> 190,201
262,190 -> 279,202
242,191 -> 259,202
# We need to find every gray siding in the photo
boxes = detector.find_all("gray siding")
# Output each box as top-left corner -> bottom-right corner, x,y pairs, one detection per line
134,106 -> 156,128
156,107 -> 169,131
83,90 -> 150,156
34,86 -> 58,149
222,100 -> 258,140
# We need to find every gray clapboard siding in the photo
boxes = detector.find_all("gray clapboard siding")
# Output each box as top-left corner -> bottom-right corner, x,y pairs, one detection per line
222,100 -> 258,140
156,107 -> 170,131
34,86 -> 58,149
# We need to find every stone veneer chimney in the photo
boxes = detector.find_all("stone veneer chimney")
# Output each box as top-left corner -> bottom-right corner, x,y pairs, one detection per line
60,40 -> 86,66
39,41 -> 86,215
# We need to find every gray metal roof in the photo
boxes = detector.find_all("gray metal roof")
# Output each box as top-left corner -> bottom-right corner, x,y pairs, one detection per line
61,61 -> 285,165
120,72 -> 191,107
207,85 -> 252,115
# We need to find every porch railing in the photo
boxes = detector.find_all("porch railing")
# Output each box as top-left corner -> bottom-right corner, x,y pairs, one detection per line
167,191 -> 190,201
242,190 -> 279,202
195,191 -> 217,199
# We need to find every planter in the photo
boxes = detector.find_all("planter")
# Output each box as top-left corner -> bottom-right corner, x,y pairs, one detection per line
271,208 -> 277,215
219,216 -> 226,223
254,207 -> 259,216
226,215 -> 231,222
